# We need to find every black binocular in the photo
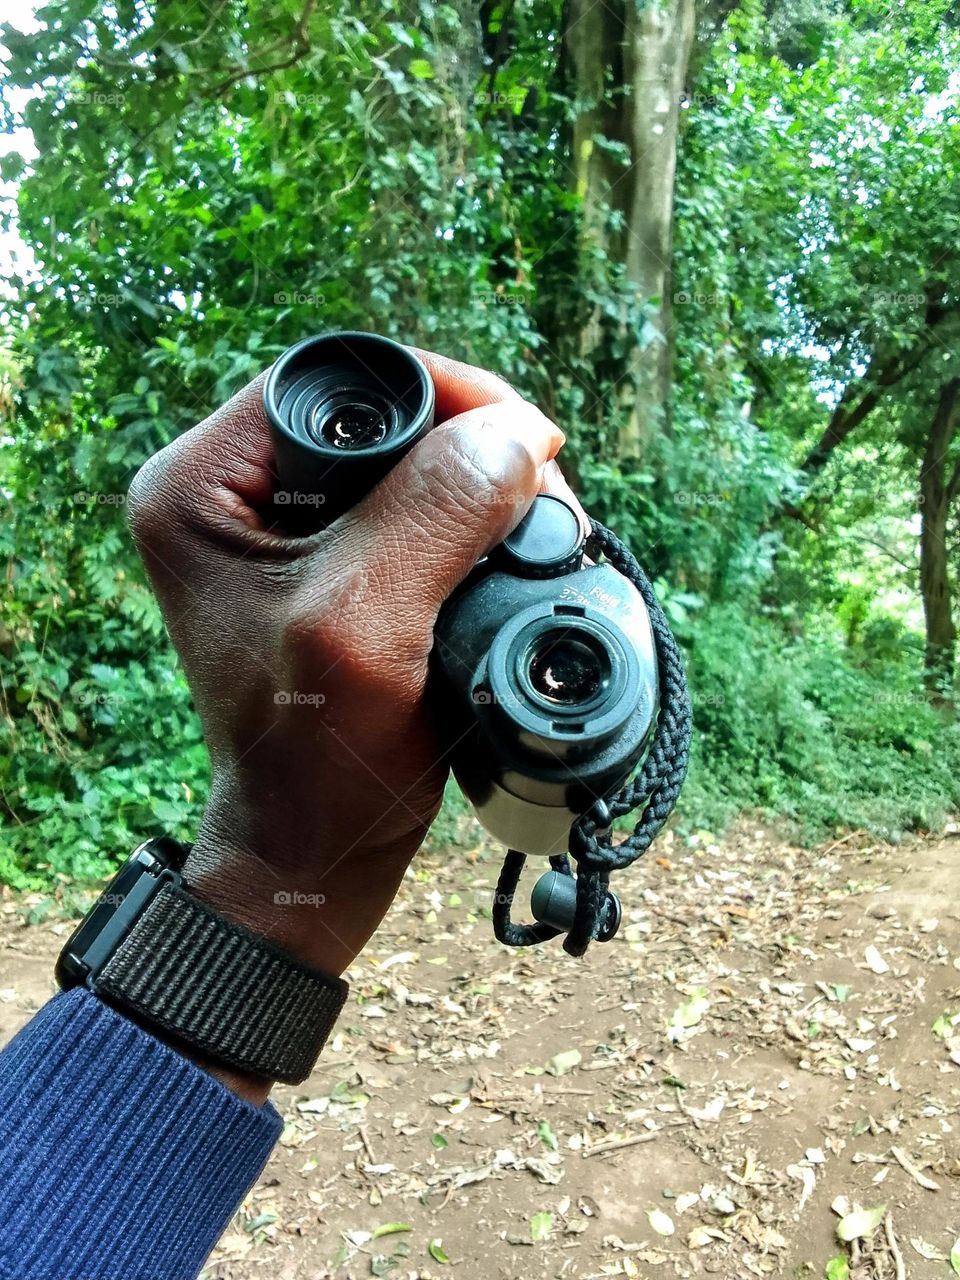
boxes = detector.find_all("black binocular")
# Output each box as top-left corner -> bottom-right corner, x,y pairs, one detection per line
264,332 -> 664,942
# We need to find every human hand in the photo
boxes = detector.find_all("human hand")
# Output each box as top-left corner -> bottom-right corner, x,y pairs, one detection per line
127,350 -> 581,992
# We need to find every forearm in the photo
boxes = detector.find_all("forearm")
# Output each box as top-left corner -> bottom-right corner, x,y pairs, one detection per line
0,989 -> 282,1280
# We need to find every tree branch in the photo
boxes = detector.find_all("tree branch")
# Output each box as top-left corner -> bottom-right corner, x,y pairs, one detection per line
798,296 -> 960,479
800,343 -> 931,476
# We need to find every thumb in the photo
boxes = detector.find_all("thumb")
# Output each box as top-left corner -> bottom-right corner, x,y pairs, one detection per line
332,399 -> 565,628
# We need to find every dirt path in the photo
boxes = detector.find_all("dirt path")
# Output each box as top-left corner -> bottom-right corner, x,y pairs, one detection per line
2,825 -> 959,1279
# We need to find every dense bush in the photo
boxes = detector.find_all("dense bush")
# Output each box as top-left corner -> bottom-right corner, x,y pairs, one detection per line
681,606 -> 960,840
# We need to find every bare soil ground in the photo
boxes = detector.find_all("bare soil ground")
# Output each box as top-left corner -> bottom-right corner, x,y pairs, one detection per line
2,824 -> 959,1280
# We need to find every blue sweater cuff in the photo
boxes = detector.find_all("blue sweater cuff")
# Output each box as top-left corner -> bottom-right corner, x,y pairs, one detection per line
0,987 -> 283,1280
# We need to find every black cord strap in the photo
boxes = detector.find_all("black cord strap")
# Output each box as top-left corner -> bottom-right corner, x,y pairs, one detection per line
492,518 -> 693,957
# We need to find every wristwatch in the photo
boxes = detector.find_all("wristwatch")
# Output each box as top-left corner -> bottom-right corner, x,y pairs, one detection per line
56,837 -> 348,1084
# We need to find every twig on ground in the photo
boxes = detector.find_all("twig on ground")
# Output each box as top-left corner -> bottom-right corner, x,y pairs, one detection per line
890,1145 -> 940,1191
582,1122 -> 687,1158
359,1127 -> 377,1164
821,830 -> 865,856
885,1213 -> 906,1280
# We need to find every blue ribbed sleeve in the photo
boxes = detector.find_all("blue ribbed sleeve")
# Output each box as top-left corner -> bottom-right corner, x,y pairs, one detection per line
0,988 -> 283,1280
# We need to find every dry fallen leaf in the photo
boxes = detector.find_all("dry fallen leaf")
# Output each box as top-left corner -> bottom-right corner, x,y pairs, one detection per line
648,1208 -> 675,1236
546,1049 -> 582,1076
837,1204 -> 886,1242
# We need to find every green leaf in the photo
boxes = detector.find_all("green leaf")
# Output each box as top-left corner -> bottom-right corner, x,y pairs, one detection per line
428,1239 -> 449,1264
530,1212 -> 553,1241
537,1120 -> 558,1152
950,1238 -> 960,1276
431,1133 -> 448,1149
668,988 -> 709,1039
409,59 -> 434,79
387,21 -> 416,47
244,1212 -> 277,1233
825,1257 -> 849,1280
372,1223 -> 411,1239
932,1010 -> 959,1038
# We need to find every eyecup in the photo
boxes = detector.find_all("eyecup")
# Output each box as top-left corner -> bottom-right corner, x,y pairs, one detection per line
264,331 -> 435,529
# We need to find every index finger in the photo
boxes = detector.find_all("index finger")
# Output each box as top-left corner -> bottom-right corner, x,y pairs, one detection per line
409,347 -> 525,421
409,346 -> 588,537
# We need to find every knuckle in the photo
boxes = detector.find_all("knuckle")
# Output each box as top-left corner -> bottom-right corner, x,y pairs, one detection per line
419,420 -> 537,524
127,433 -> 208,553
126,450 -> 172,547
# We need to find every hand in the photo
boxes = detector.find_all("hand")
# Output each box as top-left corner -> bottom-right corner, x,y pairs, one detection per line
127,351 -> 579,1006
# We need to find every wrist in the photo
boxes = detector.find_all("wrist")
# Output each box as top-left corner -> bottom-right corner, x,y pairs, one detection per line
59,835 -> 351,1103
179,833 -> 378,1104
185,797 -> 420,975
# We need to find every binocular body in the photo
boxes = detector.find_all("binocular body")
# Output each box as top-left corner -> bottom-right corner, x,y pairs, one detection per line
434,501 -> 657,854
263,332 -> 658,860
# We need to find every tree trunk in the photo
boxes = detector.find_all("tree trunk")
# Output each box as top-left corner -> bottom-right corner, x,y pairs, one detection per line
566,0 -> 695,458
919,378 -> 960,704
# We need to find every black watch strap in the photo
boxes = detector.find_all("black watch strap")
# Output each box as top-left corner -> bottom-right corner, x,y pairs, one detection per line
94,883 -> 347,1084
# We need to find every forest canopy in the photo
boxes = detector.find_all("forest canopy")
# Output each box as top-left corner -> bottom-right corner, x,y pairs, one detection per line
1,0 -> 958,887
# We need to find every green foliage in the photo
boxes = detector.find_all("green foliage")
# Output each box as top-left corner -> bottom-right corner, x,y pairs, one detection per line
682,604 -> 960,840
0,426 -> 206,885
1,0 -> 957,886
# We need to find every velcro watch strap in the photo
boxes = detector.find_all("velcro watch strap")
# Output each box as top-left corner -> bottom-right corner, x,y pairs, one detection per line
96,884 -> 347,1084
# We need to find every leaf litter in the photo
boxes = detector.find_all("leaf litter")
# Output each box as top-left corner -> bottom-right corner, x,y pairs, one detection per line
3,824 -> 958,1279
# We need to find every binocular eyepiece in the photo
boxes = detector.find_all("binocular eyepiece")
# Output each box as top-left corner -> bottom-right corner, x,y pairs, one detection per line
263,332 -> 435,525
264,332 -> 662,941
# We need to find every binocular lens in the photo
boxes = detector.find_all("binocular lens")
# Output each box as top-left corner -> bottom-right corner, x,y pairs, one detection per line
526,632 -> 611,707
313,399 -> 392,450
